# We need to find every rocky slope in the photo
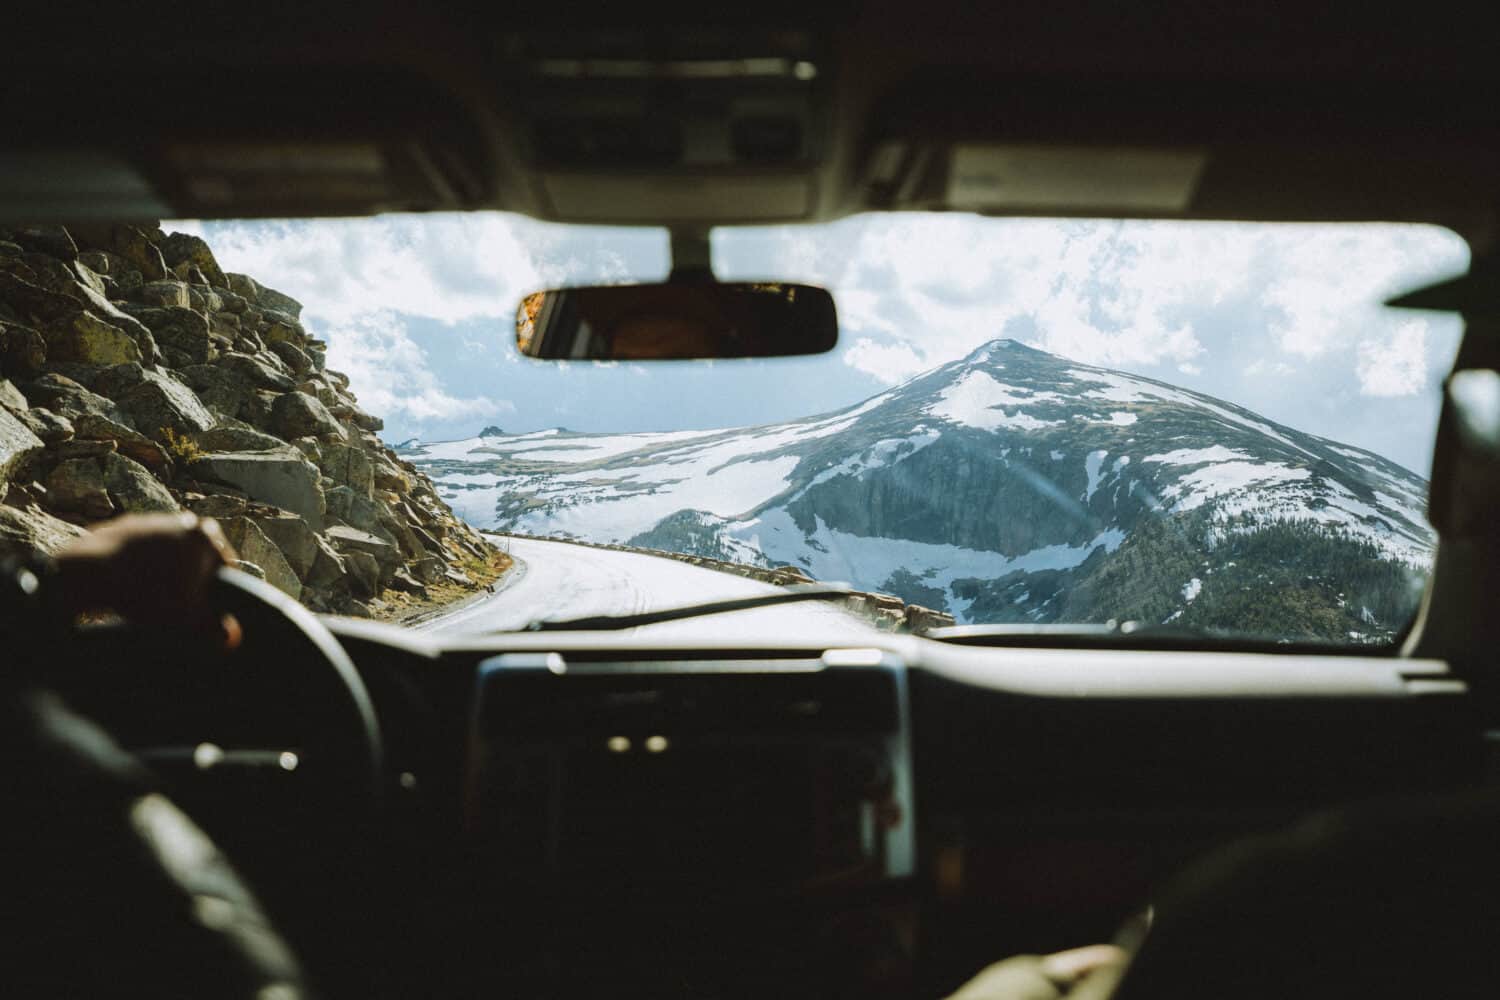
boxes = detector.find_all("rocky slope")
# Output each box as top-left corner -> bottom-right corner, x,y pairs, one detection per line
0,223 -> 497,617
404,340 -> 1433,642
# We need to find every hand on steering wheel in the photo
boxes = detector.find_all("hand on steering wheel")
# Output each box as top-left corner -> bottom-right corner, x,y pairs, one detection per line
53,512 -> 242,649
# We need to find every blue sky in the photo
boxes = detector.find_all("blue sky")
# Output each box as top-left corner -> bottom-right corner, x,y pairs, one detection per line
174,213 -> 1468,475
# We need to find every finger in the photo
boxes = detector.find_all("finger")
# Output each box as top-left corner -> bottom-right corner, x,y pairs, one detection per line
220,613 -> 243,651
1039,945 -> 1128,985
197,517 -> 238,567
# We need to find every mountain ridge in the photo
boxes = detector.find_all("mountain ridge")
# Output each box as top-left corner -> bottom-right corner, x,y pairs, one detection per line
406,339 -> 1432,641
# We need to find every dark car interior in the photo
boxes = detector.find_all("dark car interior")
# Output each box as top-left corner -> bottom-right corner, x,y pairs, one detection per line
10,2 -> 1500,997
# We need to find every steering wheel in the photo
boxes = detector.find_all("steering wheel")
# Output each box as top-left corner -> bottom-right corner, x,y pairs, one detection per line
208,565 -> 385,808
54,565 -> 385,815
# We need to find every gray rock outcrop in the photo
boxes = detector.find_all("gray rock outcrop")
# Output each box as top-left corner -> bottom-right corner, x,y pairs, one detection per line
0,222 -> 497,615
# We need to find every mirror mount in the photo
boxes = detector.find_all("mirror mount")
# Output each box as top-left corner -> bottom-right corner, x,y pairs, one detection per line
667,227 -> 716,284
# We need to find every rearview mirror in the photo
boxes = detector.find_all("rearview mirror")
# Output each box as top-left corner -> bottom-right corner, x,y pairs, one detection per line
515,282 -> 838,360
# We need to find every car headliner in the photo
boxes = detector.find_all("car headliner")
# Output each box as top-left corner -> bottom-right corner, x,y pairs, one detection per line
4,1 -> 1499,243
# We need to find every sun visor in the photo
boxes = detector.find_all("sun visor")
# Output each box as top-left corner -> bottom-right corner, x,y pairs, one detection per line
946,144 -> 1208,213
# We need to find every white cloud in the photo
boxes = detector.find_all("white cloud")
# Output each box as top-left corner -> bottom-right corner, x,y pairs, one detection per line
719,217 -> 1467,395
322,310 -> 512,423
1356,319 -> 1430,397
843,338 -> 926,385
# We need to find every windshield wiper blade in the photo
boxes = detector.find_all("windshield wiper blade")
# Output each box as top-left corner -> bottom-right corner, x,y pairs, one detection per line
923,622 -> 1362,654
507,585 -> 857,633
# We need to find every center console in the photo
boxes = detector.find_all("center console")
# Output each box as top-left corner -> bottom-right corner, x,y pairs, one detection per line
459,649 -> 916,997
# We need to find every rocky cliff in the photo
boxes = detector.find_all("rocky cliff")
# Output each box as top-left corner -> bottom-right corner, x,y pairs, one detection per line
0,222 -> 500,617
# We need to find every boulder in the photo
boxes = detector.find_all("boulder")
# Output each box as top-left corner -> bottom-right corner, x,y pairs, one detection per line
189,449 -> 324,528
269,391 -> 342,440
21,374 -> 132,426
304,535 -> 348,591
0,377 -> 26,415
69,224 -> 168,281
9,225 -> 78,261
42,311 -> 141,365
71,413 -> 171,472
0,323 -> 47,375
107,366 -> 216,441
372,455 -> 410,493
208,312 -> 240,338
260,310 -> 305,345
0,502 -> 86,559
318,441 -> 374,497
16,406 -> 73,444
324,484 -> 383,531
123,306 -> 212,365
158,232 -> 228,289
257,288 -> 303,320
249,512 -> 320,579
410,555 -> 447,585
44,457 -> 114,517
187,493 -> 248,519
50,438 -> 116,461
190,423 -> 286,453
100,451 -> 177,512
178,363 -> 252,418
216,289 -> 249,315
220,516 -> 301,599
326,524 -> 400,576
218,351 -> 296,392
388,568 -> 427,596
340,549 -> 381,598
135,280 -> 190,309
0,405 -> 44,480
225,272 -> 262,304
268,340 -> 312,374
0,270 -> 80,325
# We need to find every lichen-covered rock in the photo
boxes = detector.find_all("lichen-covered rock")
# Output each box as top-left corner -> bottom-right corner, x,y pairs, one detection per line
0,222 -> 500,617
0,501 -> 86,558
70,224 -> 168,282
0,405 -> 44,480
318,441 -> 374,497
218,351 -> 296,392
190,423 -> 286,453
15,406 -> 73,444
269,340 -> 312,374
221,516 -> 301,599
157,232 -> 228,289
257,288 -> 302,320
9,225 -> 78,261
190,448 -> 324,529
43,310 -> 141,365
123,306 -> 213,365
21,374 -> 133,426
0,322 -> 47,375
270,390 -> 342,440
104,365 -> 215,441
101,451 -> 177,513
72,413 -> 171,472
45,457 -> 114,518
136,280 -> 190,309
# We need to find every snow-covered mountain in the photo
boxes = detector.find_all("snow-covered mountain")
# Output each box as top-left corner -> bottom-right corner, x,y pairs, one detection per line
402,340 -> 1433,640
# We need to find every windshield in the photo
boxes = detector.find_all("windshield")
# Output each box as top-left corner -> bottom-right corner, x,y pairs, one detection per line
155,214 -> 1466,644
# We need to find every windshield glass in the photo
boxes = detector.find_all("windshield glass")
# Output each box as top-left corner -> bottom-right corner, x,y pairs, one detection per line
165,214 -> 1466,644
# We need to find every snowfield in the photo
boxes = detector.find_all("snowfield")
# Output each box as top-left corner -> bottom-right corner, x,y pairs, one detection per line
419,536 -> 876,640
406,339 -> 1435,626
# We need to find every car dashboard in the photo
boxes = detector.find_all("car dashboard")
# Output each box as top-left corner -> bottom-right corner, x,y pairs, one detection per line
283,618 -> 1484,999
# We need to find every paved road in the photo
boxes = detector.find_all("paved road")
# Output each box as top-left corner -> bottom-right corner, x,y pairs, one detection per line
417,536 -> 877,641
